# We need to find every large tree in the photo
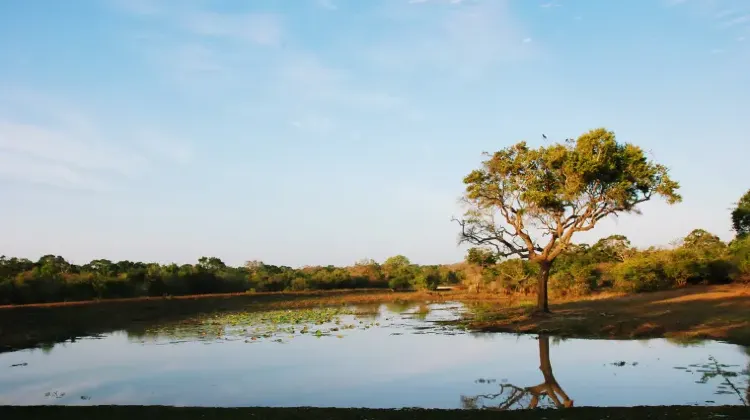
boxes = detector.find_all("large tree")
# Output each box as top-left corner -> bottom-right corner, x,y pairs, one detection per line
455,128 -> 681,312
732,189 -> 750,238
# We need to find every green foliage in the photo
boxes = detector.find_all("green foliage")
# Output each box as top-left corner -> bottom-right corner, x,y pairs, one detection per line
729,235 -> 750,283
457,128 -> 681,309
550,265 -> 599,297
472,229 -> 743,296
611,252 -> 672,293
483,259 -> 538,294
732,189 -> 750,238
465,248 -> 497,268
0,254 -> 461,305
414,267 -> 441,291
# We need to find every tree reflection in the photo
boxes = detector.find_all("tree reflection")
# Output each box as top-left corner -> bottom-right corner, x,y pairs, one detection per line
461,335 -> 573,410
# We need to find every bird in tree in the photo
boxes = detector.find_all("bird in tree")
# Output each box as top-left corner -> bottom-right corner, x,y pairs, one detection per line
454,128 -> 681,313
732,189 -> 750,238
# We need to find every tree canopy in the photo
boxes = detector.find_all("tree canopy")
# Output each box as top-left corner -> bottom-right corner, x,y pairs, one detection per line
456,128 -> 681,311
732,189 -> 750,238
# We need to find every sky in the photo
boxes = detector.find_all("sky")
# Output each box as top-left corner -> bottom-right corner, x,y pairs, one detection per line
0,0 -> 748,267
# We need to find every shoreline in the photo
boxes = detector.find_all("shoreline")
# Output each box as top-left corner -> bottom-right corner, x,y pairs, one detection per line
0,405 -> 748,420
1,285 -> 749,352
463,284 -> 750,346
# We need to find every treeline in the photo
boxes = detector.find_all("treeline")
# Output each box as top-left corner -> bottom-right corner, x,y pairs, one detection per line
0,254 -> 461,305
464,229 -> 750,297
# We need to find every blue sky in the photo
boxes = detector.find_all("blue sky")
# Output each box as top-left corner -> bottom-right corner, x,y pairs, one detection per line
0,0 -> 748,267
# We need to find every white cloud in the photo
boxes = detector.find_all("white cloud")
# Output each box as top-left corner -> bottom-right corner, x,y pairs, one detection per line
364,1 -> 535,79
136,129 -> 193,165
721,14 -> 750,27
183,12 -> 283,46
523,37 -> 532,43
0,152 -> 111,191
110,0 -> 164,16
316,0 -> 338,10
0,92 -> 191,190
540,1 -> 561,8
274,52 -> 408,113
0,120 -> 145,178
289,115 -> 335,135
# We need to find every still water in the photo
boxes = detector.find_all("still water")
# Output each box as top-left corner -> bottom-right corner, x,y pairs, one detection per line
1,302 -> 748,409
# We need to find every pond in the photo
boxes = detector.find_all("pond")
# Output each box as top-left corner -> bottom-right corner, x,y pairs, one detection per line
0,301 -> 748,409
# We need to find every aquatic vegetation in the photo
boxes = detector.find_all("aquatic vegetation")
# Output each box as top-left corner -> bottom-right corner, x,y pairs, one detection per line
679,356 -> 749,406
137,306 -> 405,344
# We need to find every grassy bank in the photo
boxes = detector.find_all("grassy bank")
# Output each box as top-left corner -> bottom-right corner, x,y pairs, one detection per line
466,284 -> 750,345
2,285 -> 750,353
0,406 -> 748,420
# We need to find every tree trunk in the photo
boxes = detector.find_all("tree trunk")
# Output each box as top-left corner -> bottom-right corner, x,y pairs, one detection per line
536,260 -> 551,313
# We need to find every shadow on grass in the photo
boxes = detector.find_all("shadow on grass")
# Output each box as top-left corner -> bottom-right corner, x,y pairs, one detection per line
468,285 -> 750,346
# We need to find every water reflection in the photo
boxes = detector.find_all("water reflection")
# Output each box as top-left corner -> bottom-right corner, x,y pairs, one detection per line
1,302 -> 749,409
461,335 -> 573,410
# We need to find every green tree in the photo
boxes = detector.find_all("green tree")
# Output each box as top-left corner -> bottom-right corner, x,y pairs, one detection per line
198,256 -> 226,272
455,128 -> 681,312
382,255 -> 413,290
591,235 -> 632,262
465,247 -> 498,268
732,189 -> 750,238
682,229 -> 724,250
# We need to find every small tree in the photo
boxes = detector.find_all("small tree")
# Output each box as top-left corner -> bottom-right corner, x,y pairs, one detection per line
732,189 -> 750,238
455,128 -> 681,312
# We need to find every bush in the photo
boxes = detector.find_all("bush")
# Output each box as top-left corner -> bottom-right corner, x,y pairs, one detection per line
611,254 -> 672,293
389,276 -> 412,291
730,236 -> 750,283
414,268 -> 441,291
549,264 -> 599,297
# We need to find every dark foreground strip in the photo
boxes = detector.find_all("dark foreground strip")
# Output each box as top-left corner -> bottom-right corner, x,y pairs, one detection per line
0,406 -> 749,420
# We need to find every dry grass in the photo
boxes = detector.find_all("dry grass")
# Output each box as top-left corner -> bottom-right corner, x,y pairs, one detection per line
467,284 -> 750,345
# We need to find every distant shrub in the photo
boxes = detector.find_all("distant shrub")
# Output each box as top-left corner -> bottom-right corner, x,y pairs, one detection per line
289,277 -> 308,291
414,268 -> 441,291
730,236 -> 750,283
611,254 -> 672,293
388,276 -> 412,291
550,264 -> 599,297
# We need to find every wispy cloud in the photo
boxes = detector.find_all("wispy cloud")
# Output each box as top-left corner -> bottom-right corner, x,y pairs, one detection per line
721,14 -> 750,27
363,1 -> 536,79
0,91 -> 191,190
110,0 -> 163,16
183,12 -> 283,46
135,129 -> 193,165
0,151 -> 112,191
316,0 -> 338,10
540,1 -> 562,8
289,115 -> 336,135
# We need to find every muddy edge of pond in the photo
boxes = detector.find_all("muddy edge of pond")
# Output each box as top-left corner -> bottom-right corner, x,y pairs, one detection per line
1,285 -> 749,352
0,406 -> 748,420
